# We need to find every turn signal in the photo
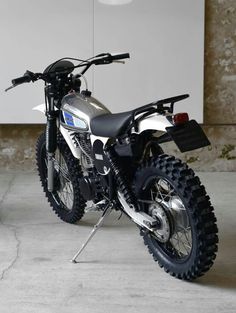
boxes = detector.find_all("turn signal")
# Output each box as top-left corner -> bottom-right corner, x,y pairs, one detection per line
173,113 -> 189,125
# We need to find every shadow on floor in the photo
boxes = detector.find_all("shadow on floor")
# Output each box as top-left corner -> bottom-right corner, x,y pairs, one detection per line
197,230 -> 236,290
77,216 -> 236,290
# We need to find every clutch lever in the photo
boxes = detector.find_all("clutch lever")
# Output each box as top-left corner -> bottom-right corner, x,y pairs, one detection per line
113,60 -> 125,64
5,85 -> 16,92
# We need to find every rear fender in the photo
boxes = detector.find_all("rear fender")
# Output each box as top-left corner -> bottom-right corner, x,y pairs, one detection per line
134,114 -> 172,133
135,114 -> 210,153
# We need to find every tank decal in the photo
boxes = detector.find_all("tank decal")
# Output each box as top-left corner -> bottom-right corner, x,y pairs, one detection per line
62,111 -> 88,130
63,112 -> 74,127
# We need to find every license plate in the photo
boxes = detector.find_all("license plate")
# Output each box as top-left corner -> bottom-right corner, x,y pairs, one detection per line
166,120 -> 210,152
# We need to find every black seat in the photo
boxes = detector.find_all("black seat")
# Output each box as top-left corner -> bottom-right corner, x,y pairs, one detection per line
90,111 -> 133,137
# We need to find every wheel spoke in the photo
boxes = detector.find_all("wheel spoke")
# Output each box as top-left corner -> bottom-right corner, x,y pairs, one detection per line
156,183 -> 165,202
153,180 -> 175,205
138,199 -> 157,205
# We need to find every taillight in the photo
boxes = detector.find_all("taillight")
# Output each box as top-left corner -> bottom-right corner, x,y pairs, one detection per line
173,113 -> 189,125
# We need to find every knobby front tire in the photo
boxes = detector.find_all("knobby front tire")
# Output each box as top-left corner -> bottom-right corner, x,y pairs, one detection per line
36,131 -> 86,224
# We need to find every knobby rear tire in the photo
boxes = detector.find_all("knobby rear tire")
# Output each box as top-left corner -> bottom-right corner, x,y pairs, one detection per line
134,154 -> 218,280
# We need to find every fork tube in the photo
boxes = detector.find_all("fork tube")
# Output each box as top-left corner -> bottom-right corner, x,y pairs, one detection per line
47,152 -> 54,192
46,95 -> 58,192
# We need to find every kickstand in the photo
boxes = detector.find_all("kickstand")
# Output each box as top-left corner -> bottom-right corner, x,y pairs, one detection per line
70,202 -> 113,263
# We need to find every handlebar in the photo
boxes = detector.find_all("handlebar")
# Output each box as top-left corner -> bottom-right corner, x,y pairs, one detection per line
5,52 -> 130,91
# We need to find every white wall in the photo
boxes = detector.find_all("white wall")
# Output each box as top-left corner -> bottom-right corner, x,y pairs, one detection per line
0,0 -> 204,123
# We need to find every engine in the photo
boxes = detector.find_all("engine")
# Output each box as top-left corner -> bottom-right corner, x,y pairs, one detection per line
72,132 -> 93,170
71,132 -> 106,202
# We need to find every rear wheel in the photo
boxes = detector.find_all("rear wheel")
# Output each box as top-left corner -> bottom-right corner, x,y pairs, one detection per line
36,131 -> 86,223
133,154 -> 218,280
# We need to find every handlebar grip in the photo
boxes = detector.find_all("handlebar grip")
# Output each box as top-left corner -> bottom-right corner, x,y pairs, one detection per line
111,53 -> 130,61
12,73 -> 32,86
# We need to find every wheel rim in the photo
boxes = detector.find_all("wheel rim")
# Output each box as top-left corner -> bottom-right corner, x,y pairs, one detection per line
140,177 -> 192,261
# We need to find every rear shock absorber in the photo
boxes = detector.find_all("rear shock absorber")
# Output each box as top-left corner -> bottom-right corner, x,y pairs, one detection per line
105,147 -> 138,211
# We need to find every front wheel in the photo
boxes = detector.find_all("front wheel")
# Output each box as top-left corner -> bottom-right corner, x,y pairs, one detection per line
133,155 -> 218,280
36,131 -> 86,223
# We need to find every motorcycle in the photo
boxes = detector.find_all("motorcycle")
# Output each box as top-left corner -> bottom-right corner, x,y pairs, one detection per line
6,52 -> 218,280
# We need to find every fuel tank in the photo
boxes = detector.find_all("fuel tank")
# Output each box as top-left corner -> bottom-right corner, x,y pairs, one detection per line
61,92 -> 111,132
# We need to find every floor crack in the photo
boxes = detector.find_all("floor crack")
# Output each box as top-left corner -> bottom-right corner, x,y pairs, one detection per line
0,175 -> 15,210
0,226 -> 20,281
0,175 -> 21,282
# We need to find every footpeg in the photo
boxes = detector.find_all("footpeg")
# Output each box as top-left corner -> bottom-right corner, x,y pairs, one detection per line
85,199 -> 107,213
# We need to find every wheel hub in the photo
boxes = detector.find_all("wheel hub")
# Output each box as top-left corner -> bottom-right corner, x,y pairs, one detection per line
149,203 -> 171,242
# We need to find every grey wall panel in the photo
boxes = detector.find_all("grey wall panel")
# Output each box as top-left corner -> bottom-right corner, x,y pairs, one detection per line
94,0 -> 204,122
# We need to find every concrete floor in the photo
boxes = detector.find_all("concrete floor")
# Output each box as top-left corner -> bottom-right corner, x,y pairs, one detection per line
0,172 -> 235,313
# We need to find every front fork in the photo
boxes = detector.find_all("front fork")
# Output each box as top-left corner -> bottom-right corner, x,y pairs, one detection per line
46,111 -> 58,192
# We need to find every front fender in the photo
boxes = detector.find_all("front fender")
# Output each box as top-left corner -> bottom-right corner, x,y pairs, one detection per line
32,104 -> 82,159
32,103 -> 46,114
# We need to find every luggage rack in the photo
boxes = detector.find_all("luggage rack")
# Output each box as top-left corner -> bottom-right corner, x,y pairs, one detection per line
130,93 -> 189,132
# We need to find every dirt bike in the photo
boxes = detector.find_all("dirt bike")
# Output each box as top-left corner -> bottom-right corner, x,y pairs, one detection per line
6,52 -> 218,280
